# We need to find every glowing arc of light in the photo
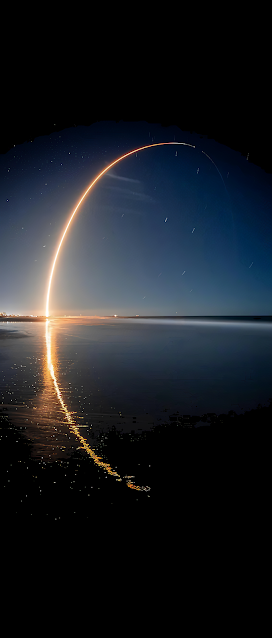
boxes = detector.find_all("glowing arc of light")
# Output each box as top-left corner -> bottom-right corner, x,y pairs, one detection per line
43,141 -> 238,492
45,141 -> 195,317
44,141 -> 194,492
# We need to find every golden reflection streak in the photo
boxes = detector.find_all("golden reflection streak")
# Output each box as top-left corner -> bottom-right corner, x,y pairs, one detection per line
45,141 -> 195,318
45,320 -> 150,491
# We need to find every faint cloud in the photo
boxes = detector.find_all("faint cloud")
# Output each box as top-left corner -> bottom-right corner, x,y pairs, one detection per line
104,185 -> 155,203
105,172 -> 140,184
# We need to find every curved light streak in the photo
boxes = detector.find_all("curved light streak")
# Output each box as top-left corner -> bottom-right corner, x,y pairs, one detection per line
45,141 -> 195,493
201,150 -> 229,197
44,140 -> 237,493
45,141 -> 195,317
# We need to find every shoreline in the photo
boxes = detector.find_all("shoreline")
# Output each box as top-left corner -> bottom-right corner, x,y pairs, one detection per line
1,398 -> 271,523
1,315 -> 272,323
0,317 -> 47,322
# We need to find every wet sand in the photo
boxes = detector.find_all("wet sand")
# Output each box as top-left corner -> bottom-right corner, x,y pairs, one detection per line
1,398 -> 271,526
0,317 -> 46,322
0,328 -> 31,339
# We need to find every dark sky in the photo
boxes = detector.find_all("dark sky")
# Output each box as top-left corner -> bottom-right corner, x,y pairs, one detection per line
1,120 -> 271,316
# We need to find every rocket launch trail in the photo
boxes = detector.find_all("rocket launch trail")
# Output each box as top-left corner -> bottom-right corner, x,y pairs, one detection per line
45,141 -> 195,317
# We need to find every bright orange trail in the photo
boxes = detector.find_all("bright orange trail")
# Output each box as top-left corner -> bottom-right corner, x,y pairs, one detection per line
45,141 -> 195,317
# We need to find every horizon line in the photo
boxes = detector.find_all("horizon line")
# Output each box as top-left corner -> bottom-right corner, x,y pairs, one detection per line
2,314 -> 272,319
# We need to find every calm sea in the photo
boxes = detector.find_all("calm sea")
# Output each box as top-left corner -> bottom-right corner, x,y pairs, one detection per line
1,317 -> 272,465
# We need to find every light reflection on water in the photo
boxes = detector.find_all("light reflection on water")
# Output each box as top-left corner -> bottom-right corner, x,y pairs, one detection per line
44,320 -> 148,491
1,317 -> 272,492
5,320 -> 146,492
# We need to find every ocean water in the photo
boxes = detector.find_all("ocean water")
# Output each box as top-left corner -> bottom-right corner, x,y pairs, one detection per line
1,317 -> 272,469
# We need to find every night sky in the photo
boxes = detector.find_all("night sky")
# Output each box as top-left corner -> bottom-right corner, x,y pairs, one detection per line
1,120 -> 271,317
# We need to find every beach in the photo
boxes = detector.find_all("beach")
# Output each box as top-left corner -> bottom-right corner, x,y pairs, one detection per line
1,397 -> 271,526
1,318 -> 272,524
0,316 -> 47,322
